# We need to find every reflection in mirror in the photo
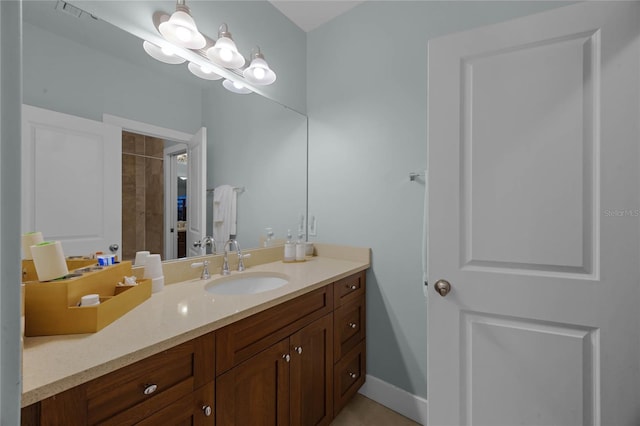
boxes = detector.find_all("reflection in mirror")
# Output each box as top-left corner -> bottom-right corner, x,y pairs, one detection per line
22,0 -> 307,261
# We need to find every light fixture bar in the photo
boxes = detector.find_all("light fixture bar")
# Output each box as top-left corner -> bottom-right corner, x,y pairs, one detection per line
150,5 -> 277,94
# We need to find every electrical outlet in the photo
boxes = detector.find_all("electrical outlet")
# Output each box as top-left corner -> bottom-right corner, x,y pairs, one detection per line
309,216 -> 317,236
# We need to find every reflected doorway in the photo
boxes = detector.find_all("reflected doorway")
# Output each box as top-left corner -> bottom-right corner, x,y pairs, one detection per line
165,149 -> 189,259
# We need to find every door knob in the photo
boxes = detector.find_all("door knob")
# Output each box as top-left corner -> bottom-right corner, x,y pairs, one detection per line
109,244 -> 119,254
434,279 -> 451,297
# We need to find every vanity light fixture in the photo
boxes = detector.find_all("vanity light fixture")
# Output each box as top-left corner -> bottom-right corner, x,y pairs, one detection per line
158,0 -> 206,49
222,79 -> 253,94
206,23 -> 246,69
147,4 -> 276,94
243,47 -> 276,85
187,62 -> 223,80
142,41 -> 186,64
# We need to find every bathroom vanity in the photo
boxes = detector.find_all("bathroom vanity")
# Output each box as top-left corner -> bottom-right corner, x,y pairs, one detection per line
20,245 -> 369,425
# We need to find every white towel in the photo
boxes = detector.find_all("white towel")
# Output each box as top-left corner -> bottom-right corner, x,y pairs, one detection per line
213,185 -> 237,243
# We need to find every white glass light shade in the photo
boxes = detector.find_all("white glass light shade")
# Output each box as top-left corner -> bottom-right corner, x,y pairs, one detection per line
188,62 -> 223,80
222,79 -> 252,94
143,41 -> 186,64
158,8 -> 206,49
243,57 -> 276,85
206,29 -> 245,69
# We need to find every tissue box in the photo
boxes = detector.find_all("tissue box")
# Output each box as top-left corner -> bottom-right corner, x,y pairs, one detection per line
23,261 -> 151,337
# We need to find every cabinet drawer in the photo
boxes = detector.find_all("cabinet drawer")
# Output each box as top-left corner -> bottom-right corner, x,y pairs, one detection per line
333,340 -> 366,416
334,297 -> 365,361
216,285 -> 333,375
136,382 -> 215,426
87,333 -> 214,425
333,271 -> 365,308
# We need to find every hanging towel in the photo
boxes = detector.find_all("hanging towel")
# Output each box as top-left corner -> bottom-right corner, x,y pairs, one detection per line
213,185 -> 237,243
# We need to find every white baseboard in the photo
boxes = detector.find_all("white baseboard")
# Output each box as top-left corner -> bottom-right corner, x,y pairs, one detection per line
358,374 -> 428,425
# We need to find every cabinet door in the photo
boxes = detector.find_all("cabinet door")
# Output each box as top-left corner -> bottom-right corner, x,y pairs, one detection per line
290,314 -> 333,426
135,383 -> 214,426
216,339 -> 290,426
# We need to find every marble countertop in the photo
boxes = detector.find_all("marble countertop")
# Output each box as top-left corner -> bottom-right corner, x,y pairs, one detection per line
22,247 -> 370,407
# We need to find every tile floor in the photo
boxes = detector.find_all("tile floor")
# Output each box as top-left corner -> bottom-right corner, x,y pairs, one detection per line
331,394 -> 420,426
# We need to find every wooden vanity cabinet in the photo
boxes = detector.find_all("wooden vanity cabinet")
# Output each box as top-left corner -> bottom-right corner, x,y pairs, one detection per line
21,332 -> 215,426
135,383 -> 214,426
215,286 -> 334,426
332,271 -> 366,416
216,338 -> 291,425
22,270 -> 368,426
215,271 -> 367,425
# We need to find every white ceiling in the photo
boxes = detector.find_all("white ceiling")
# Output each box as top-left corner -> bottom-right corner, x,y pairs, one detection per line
269,0 -> 365,32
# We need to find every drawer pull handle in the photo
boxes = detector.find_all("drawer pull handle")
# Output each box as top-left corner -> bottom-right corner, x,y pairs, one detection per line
143,384 -> 158,395
294,346 -> 303,355
348,372 -> 358,379
283,354 -> 291,362
348,322 -> 357,329
202,405 -> 212,417
347,284 -> 357,290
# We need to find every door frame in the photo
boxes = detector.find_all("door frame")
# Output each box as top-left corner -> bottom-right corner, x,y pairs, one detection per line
164,145 -> 188,259
102,114 -> 205,260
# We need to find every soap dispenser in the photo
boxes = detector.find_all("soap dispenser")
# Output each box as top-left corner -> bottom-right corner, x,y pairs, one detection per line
295,232 -> 306,262
284,229 -> 296,262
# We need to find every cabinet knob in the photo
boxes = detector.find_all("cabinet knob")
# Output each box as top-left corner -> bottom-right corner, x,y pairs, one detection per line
347,284 -> 357,290
143,384 -> 158,395
202,405 -> 212,417
294,346 -> 303,355
348,372 -> 358,379
283,354 -> 291,362
348,322 -> 357,329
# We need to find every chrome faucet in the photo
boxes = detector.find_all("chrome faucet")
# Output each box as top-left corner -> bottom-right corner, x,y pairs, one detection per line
222,239 -> 246,275
202,235 -> 217,254
194,235 -> 217,254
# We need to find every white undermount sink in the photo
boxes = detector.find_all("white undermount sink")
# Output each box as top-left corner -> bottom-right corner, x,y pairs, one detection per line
204,272 -> 289,295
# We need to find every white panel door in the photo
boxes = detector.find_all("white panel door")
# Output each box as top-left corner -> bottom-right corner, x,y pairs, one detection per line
22,105 -> 121,258
427,2 -> 640,425
186,127 -> 207,257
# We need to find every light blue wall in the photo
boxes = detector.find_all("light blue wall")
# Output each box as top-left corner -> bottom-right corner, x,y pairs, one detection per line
1,2 -> 23,423
307,1 -> 570,398
23,22 -> 202,133
202,85 -> 307,248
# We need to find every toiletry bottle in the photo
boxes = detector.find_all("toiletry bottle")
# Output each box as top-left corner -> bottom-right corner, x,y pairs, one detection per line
284,230 -> 296,262
295,232 -> 306,262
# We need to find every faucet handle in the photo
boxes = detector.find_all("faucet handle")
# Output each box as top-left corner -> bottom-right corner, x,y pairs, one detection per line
190,261 -> 211,280
238,253 -> 251,272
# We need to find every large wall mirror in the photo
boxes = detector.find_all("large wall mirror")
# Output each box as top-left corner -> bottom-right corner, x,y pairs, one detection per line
22,0 -> 307,262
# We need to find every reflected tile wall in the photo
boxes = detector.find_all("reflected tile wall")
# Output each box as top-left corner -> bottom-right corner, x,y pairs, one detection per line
122,131 -> 164,261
